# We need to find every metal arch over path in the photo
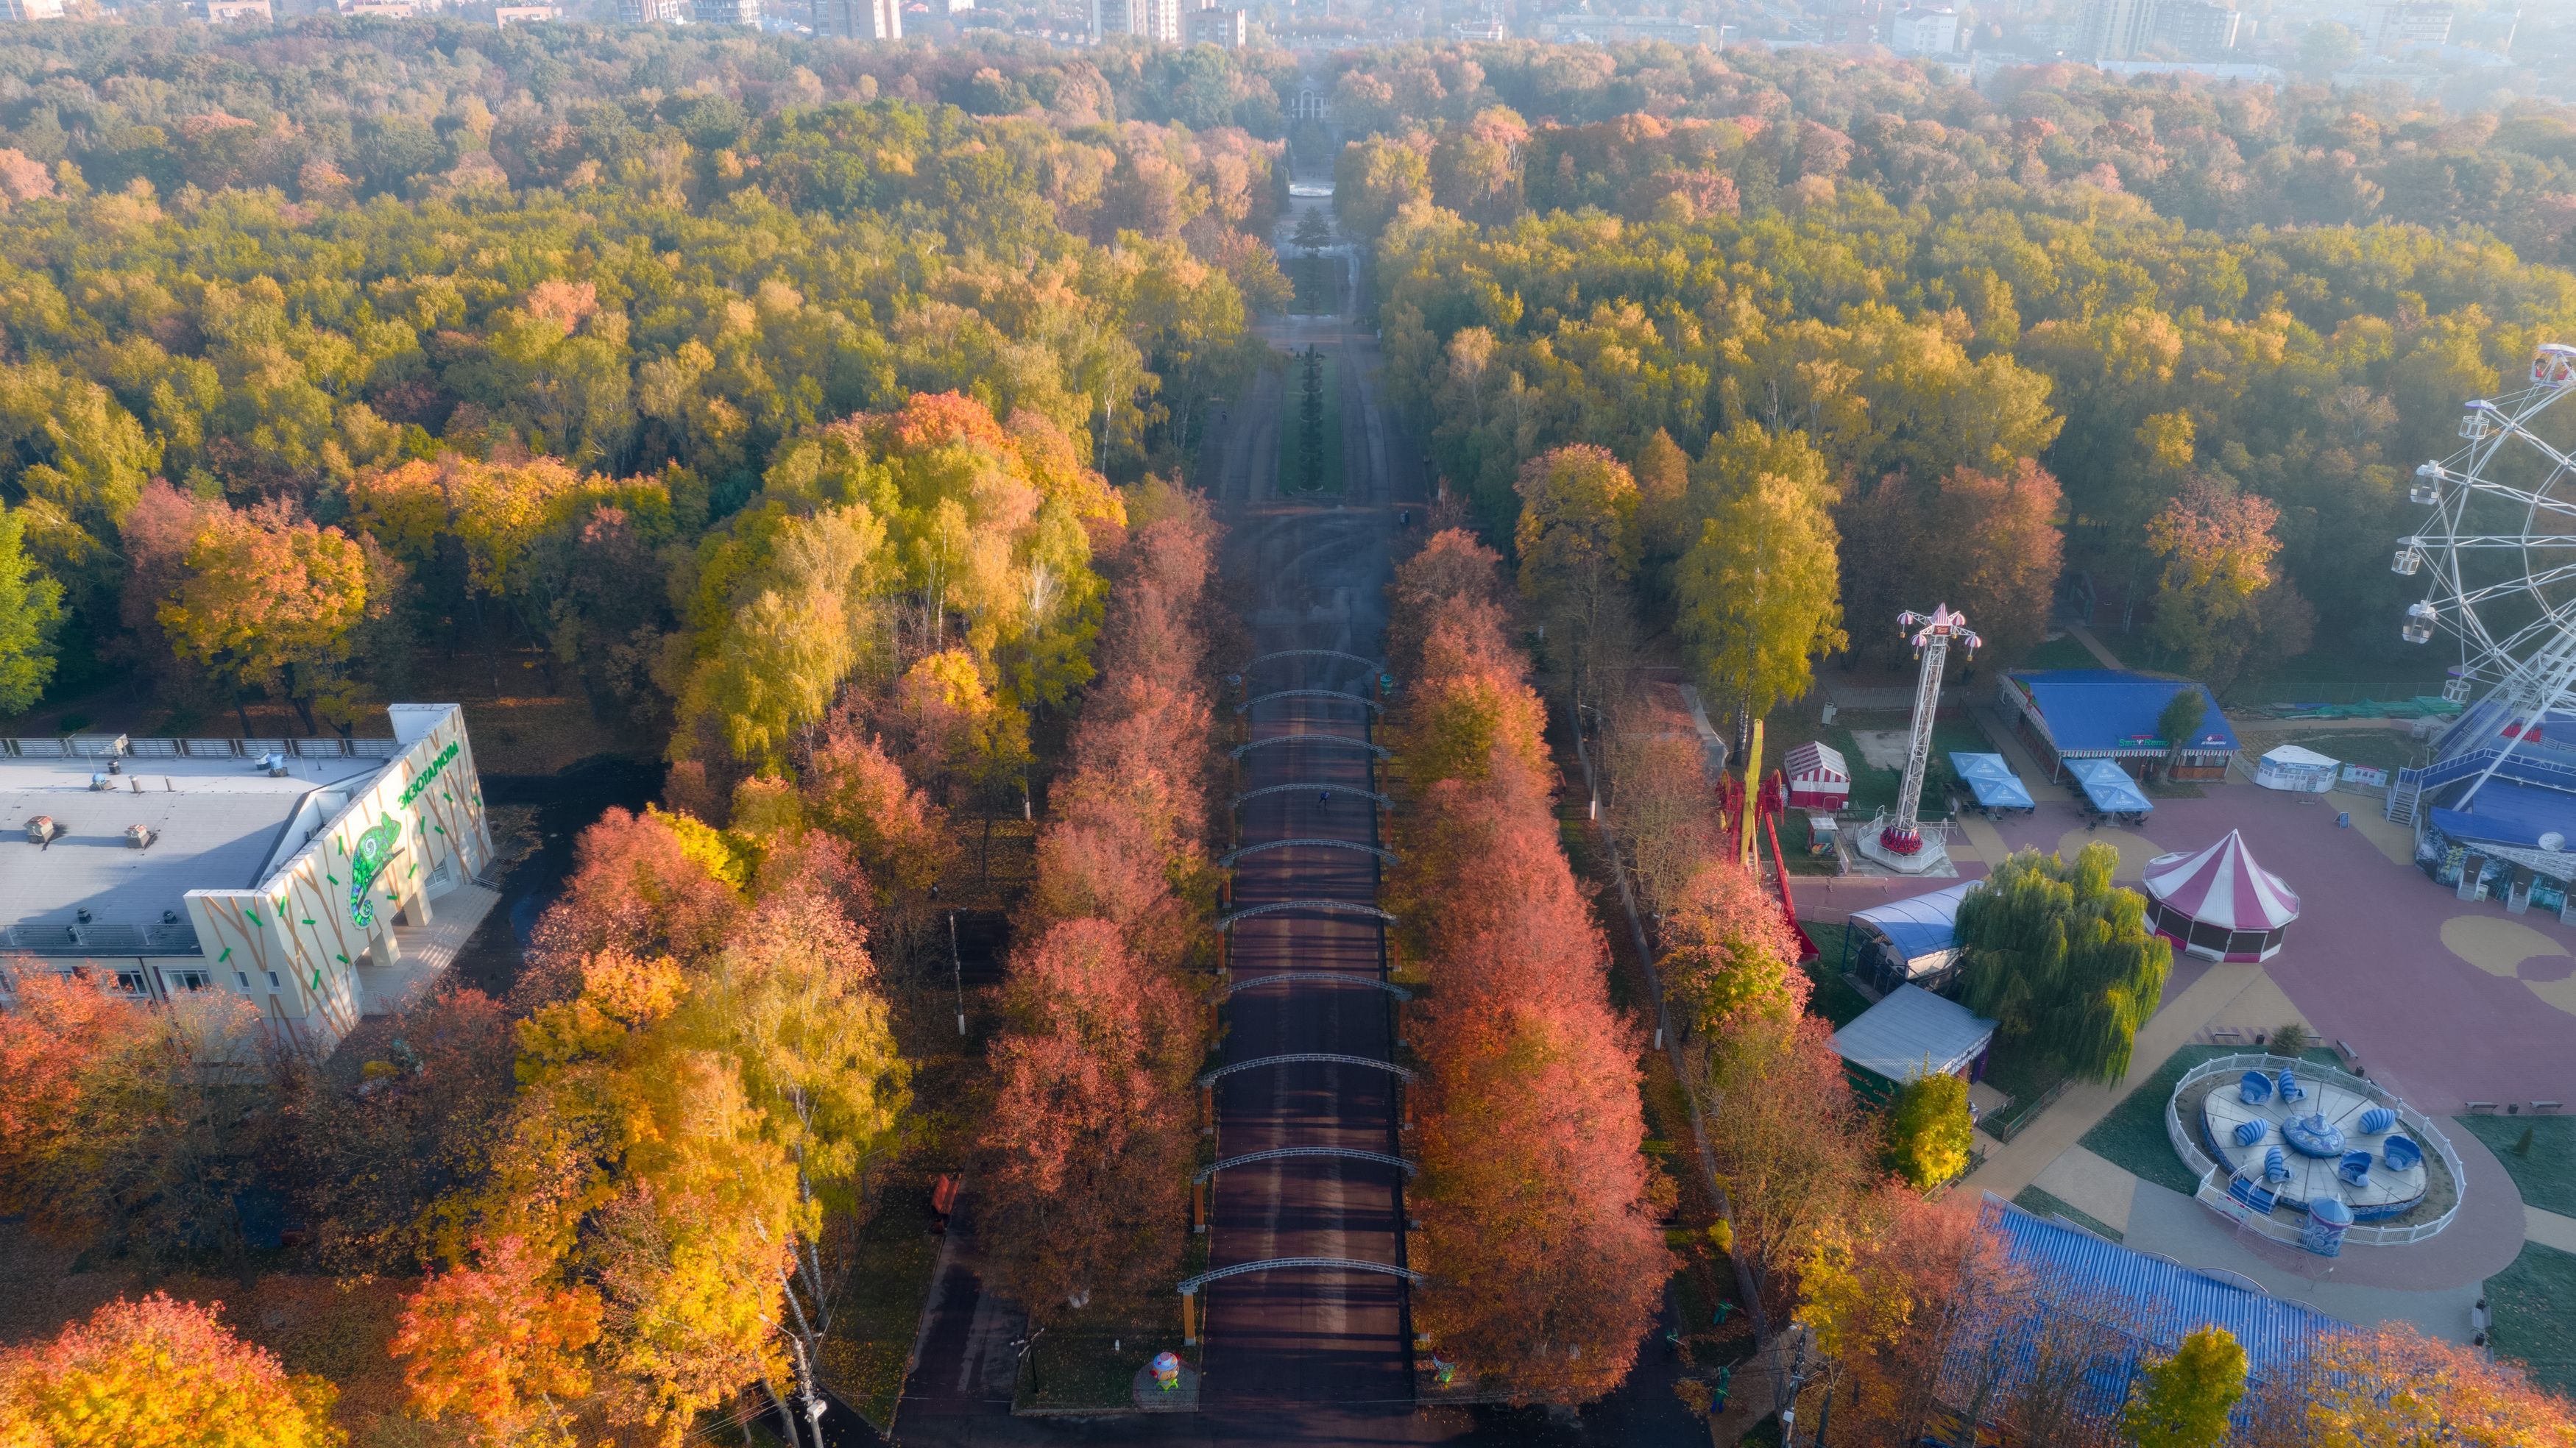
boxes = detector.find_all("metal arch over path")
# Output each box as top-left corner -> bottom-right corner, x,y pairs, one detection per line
1231,781 -> 1395,812
1194,1146 -> 1417,1184
1198,1052 -> 1417,1087
1231,733 -> 1392,760
1215,898 -> 1398,930
1237,688 -> 1385,716
1178,1257 -> 1424,1295
1214,971 -> 1412,1002
1244,649 -> 1382,675
1217,837 -> 1399,867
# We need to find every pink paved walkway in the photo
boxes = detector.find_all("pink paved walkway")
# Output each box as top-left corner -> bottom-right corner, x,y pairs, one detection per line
1989,784 -> 2576,1113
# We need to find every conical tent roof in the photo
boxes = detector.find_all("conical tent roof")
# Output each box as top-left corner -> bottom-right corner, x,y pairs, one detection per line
2142,830 -> 2301,931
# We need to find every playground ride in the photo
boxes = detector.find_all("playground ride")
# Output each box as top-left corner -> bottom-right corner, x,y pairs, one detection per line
2170,1053 -> 2463,1255
1860,606 -> 1978,875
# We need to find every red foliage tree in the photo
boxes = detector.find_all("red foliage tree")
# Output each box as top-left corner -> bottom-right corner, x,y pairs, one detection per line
976,919 -> 1200,1321
392,1234 -> 603,1447
520,807 -> 737,1004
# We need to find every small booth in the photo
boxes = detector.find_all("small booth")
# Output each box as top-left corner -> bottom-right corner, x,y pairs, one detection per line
1784,741 -> 1850,811
2066,757 -> 2154,826
1950,751 -> 2035,817
1844,880 -> 1975,993
2254,745 -> 2340,794
2143,829 -> 2301,962
1830,984 -> 1998,1103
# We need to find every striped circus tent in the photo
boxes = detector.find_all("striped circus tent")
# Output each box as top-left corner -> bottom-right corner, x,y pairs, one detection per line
2142,829 -> 2302,962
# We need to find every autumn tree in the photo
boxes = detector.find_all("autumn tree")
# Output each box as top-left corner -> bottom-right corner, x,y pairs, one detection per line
0,1293 -> 342,1448
0,967 -> 266,1260
1657,858 -> 1810,1034
2121,1325 -> 2248,1448
394,1235 -> 603,1448
1601,706 -> 1722,916
2144,478 -> 2313,696
1956,845 -> 2172,1085
2301,1323 -> 2576,1447
1674,422 -> 1847,719
520,806 -> 739,1007
2156,687 -> 2209,782
158,500 -> 396,734
1699,1012 -> 1879,1315
0,503 -> 62,714
1797,1190 -> 2023,1447
1841,461 -> 2066,668
799,723 -> 958,967
977,919 -> 1200,1321
1884,1071 -> 1974,1189
1513,444 -> 1640,706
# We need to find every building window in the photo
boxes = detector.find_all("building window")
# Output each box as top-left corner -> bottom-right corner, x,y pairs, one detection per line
165,970 -> 210,992
237,971 -> 251,989
114,970 -> 148,995
267,971 -> 281,989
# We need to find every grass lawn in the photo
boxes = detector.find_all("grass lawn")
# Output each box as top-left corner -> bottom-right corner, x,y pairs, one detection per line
1014,1302 -> 1195,1411
1816,709 -> 1998,818
2077,1046 -> 2345,1197
1275,350 -> 1344,495
1981,1048 -> 2072,1142
1287,252 -> 1341,314
2453,1115 -> 2576,1218
821,1176 -> 947,1430
2020,634 -> 2103,671
2259,727 -> 2426,776
2485,1240 -> 2576,1399
1803,959 -> 1872,1028
2012,1184 -> 2123,1243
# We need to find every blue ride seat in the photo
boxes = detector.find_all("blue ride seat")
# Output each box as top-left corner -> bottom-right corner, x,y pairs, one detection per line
2276,1070 -> 2306,1104
2337,1151 -> 2374,1188
2233,1118 -> 2268,1147
2264,1146 -> 2290,1182
2384,1136 -> 2424,1171
2358,1106 -> 2397,1135
2240,1071 -> 2274,1105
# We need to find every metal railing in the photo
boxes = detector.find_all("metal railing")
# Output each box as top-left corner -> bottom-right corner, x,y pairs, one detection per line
1,735 -> 397,760
2166,1052 -> 2466,1248
0,920 -> 203,957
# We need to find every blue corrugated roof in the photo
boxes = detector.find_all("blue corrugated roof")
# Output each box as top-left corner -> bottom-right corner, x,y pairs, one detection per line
2067,757 -> 2155,814
2012,670 -> 2240,754
1850,880 -> 1975,964
1936,1199 -> 2342,1435
1952,751 -> 2035,809
2428,776 -> 2576,851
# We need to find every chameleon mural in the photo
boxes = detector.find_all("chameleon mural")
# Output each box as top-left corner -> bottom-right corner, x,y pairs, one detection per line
347,814 -> 406,929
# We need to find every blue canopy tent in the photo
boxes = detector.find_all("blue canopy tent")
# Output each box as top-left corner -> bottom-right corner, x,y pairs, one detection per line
1951,752 -> 2035,815
2067,757 -> 2154,823
1844,880 -> 1975,992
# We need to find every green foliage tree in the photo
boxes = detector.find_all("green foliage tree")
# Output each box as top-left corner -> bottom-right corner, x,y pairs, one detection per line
0,504 -> 63,714
1955,845 -> 2173,1085
2120,1325 -> 2247,1448
2156,688 -> 2207,781
1883,1071 -> 1973,1190
1513,444 -> 1640,706
1298,347 -> 1326,491
1673,422 -> 1847,718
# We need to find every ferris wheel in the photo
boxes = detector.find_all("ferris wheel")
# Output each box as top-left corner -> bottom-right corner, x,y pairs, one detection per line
2395,342 -> 2576,717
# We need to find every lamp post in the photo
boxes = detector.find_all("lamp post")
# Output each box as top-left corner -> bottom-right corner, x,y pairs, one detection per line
1858,604 -> 1978,876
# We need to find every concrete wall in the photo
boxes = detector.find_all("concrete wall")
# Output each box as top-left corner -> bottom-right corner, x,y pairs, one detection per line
187,704 -> 492,1056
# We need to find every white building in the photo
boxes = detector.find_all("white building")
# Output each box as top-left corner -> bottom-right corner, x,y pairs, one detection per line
693,0 -> 761,24
1,705 -> 495,1060
0,0 -> 65,20
813,0 -> 899,35
197,0 -> 273,19
2367,1 -> 2451,51
2074,0 -> 2155,58
1184,2 -> 1244,45
495,3 -> 557,23
1092,0 -> 1179,43
1889,5 -> 1959,53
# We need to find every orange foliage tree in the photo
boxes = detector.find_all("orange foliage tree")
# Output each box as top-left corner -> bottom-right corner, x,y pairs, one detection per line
392,1234 -> 602,1448
0,1292 -> 343,1448
1387,533 -> 1672,1402
977,483 -> 1222,1319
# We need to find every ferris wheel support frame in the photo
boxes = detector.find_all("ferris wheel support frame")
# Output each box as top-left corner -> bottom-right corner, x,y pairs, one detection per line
2398,341 -> 2576,810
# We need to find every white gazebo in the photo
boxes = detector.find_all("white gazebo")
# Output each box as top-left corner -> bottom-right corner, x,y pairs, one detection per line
2254,745 -> 2340,793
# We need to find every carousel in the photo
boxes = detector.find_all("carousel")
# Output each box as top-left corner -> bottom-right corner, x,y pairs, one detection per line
2142,830 -> 2301,963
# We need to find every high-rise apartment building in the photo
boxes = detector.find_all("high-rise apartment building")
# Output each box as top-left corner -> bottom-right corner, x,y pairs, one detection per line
2153,0 -> 2239,52
813,0 -> 899,37
1091,0 -> 1180,43
693,0 -> 761,24
2075,0 -> 2156,59
2368,1 -> 2451,51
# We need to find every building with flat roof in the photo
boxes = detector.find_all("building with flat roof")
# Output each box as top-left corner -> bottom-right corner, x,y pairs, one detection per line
2,704 -> 492,1059
1998,668 -> 2240,782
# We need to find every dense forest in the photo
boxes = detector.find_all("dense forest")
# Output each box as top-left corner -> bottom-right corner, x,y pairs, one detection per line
6,17 -> 2576,1446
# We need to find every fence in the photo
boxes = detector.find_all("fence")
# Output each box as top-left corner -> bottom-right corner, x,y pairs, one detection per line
2165,1052 -> 2466,1249
1,735 -> 398,760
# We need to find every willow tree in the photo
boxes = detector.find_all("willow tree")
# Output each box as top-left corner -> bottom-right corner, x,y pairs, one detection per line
1953,844 -> 2170,1084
